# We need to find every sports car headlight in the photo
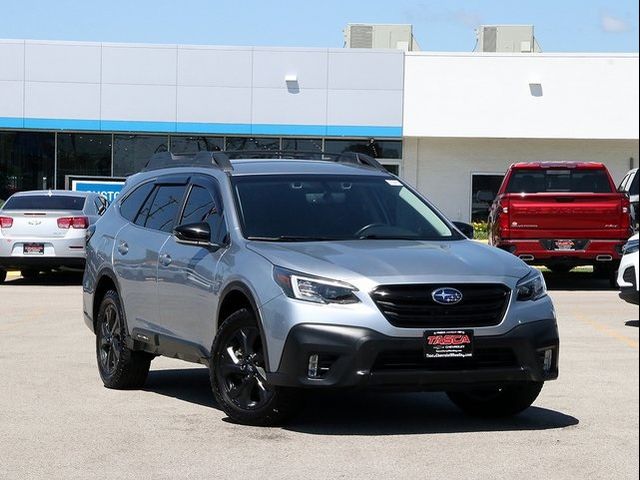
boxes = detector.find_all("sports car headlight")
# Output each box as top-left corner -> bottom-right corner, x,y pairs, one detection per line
273,266 -> 360,304
516,269 -> 547,301
622,239 -> 639,255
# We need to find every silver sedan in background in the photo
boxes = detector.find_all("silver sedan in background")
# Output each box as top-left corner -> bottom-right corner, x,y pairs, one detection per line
0,190 -> 107,282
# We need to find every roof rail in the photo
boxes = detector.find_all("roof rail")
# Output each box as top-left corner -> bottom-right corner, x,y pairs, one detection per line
222,150 -> 389,173
140,150 -> 388,174
142,151 -> 232,172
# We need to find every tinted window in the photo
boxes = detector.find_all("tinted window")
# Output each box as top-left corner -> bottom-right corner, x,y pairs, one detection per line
141,185 -> 186,232
119,182 -> 154,222
324,139 -> 402,159
282,138 -> 322,152
56,133 -> 112,189
113,134 -> 168,176
0,132 -> 55,204
226,137 -> 280,151
506,169 -> 613,194
233,175 -> 454,241
170,136 -> 223,154
2,195 -> 86,211
181,185 -> 228,243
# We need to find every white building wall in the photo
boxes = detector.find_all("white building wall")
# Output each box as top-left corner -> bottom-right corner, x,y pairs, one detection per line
404,52 -> 639,140
403,137 -> 640,222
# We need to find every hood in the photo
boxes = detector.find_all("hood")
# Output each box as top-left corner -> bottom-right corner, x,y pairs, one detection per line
247,239 -> 530,286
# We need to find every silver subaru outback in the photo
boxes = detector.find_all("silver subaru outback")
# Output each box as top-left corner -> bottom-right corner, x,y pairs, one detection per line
83,151 -> 559,426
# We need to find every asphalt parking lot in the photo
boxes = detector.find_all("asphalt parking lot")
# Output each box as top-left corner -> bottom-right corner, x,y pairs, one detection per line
0,270 -> 638,480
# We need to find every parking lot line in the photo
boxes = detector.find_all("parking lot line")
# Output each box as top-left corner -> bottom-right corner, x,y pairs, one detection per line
577,315 -> 639,349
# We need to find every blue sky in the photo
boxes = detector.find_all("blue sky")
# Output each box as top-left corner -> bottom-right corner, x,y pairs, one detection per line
2,0 -> 638,52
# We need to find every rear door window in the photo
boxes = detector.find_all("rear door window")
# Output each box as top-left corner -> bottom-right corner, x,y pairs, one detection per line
2,195 -> 86,211
119,182 -> 154,221
138,185 -> 187,233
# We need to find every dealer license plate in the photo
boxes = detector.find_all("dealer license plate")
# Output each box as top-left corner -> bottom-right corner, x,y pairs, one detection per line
424,330 -> 474,359
554,239 -> 575,251
23,243 -> 45,255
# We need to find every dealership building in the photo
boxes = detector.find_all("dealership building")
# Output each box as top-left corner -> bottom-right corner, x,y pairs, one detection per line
1,26 -> 638,221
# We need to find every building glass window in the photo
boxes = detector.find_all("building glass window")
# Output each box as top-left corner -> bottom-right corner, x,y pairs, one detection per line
382,164 -> 400,175
113,134 -> 168,176
281,138 -> 322,152
226,137 -> 280,151
471,173 -> 504,222
170,136 -> 223,154
0,132 -> 55,205
324,139 -> 402,159
57,133 -> 112,189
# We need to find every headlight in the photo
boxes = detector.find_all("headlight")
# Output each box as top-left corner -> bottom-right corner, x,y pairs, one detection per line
622,239 -> 639,255
273,266 -> 360,304
516,269 -> 547,301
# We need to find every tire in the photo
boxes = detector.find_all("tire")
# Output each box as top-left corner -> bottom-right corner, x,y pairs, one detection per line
447,382 -> 543,417
210,308 -> 301,426
95,289 -> 151,389
549,264 -> 572,274
21,269 -> 40,279
0,269 -> 6,284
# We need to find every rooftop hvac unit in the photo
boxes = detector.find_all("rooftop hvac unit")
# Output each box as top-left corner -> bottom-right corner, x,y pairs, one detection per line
475,25 -> 541,53
344,24 -> 419,51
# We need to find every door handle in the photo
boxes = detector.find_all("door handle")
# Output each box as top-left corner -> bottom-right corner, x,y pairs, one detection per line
159,253 -> 172,266
117,241 -> 129,255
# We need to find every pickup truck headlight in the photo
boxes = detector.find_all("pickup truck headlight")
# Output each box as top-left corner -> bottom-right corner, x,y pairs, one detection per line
622,239 -> 639,255
273,266 -> 360,304
516,269 -> 547,301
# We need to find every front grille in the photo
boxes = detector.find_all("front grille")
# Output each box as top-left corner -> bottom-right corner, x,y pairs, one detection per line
623,266 -> 636,286
372,348 -> 517,372
371,284 -> 511,328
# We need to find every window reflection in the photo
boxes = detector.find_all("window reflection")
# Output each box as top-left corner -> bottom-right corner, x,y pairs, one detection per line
170,136 -> 223,154
113,135 -> 168,176
324,139 -> 402,159
56,133 -> 112,189
225,137 -> 280,151
0,132 -> 55,204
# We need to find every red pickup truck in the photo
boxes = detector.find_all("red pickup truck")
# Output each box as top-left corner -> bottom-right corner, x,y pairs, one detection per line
488,162 -> 632,280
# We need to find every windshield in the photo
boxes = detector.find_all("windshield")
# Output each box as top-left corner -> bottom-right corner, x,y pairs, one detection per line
506,169 -> 613,194
2,195 -> 86,211
233,175 -> 457,241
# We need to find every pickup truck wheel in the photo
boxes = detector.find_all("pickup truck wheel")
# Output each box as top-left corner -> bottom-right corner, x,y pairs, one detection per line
447,382 -> 543,417
210,308 -> 300,426
96,290 -> 151,389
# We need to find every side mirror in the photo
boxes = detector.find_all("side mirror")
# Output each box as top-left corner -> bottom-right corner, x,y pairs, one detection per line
173,222 -> 218,247
453,221 -> 474,239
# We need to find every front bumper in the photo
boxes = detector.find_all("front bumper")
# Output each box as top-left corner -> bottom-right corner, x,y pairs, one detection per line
266,319 -> 559,390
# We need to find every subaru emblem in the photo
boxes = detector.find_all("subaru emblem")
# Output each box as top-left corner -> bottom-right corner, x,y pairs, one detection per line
431,287 -> 463,305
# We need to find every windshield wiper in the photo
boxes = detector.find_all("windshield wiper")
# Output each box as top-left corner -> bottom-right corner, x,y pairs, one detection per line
247,235 -> 344,242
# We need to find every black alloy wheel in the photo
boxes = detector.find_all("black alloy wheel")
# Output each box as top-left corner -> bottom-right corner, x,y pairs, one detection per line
215,325 -> 274,410
98,302 -> 123,377
210,308 -> 300,426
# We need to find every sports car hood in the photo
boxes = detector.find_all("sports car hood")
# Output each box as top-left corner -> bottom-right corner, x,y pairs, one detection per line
247,239 -> 530,287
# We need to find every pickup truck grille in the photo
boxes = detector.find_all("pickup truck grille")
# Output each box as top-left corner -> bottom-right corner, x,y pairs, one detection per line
371,284 -> 511,328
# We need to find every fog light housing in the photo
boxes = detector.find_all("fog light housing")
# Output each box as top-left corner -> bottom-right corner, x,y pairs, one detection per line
307,353 -> 338,379
308,354 -> 319,378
